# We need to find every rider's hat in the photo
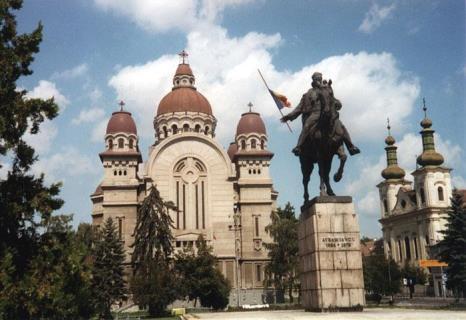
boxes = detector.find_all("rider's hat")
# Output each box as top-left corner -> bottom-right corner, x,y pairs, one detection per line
312,72 -> 322,80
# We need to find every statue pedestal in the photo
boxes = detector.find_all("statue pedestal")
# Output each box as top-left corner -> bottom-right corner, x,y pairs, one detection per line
299,196 -> 364,312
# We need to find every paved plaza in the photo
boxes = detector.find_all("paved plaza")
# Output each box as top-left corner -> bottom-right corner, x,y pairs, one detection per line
191,308 -> 466,320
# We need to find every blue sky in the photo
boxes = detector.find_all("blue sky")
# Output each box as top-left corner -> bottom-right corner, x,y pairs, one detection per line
10,0 -> 465,237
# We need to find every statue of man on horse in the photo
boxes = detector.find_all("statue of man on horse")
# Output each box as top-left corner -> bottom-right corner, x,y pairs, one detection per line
280,72 -> 360,202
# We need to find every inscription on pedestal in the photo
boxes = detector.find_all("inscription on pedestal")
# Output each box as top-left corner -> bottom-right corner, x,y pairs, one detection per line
320,235 -> 357,250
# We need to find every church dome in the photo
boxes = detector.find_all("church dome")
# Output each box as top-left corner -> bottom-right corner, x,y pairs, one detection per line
227,142 -> 238,160
175,63 -> 193,76
157,87 -> 212,116
236,112 -> 266,136
106,110 -> 137,135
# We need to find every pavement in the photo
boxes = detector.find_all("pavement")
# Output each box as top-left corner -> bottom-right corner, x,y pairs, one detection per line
189,308 -> 466,320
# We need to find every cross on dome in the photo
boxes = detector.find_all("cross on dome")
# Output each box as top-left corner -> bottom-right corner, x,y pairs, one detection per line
248,102 -> 253,112
179,50 -> 189,64
422,97 -> 427,118
119,100 -> 125,111
386,117 -> 391,135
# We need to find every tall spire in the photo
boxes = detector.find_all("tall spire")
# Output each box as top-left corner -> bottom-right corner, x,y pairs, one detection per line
381,118 -> 405,180
416,98 -> 444,167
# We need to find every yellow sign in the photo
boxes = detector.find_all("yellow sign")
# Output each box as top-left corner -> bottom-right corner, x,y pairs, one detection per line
419,259 -> 448,268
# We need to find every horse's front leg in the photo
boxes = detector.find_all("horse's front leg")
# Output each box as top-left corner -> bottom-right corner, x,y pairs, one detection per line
301,157 -> 313,204
334,146 -> 347,182
324,156 -> 335,196
318,160 -> 327,196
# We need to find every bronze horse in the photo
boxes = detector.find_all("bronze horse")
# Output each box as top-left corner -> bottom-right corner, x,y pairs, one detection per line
299,96 -> 347,203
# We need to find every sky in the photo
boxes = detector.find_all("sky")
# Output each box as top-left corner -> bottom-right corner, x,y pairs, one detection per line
8,0 -> 465,237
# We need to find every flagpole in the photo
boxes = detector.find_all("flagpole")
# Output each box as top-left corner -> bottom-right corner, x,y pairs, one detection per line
257,69 -> 292,133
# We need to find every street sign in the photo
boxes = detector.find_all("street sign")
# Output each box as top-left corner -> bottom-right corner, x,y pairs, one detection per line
419,259 -> 448,268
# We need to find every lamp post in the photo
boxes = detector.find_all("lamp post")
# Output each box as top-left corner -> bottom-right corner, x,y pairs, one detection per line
229,203 -> 242,307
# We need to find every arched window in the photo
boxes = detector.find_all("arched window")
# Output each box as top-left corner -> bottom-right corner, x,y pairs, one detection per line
261,140 -> 265,150
129,139 -> 134,149
183,124 -> 189,132
114,171 -> 117,176
108,139 -> 113,150
241,140 -> 246,150
251,139 -> 256,149
118,138 -> 124,149
404,236 -> 411,260
118,170 -> 122,176
204,126 -> 209,135
420,188 -> 426,204
397,239 -> 402,261
163,126 -> 168,137
171,124 -> 178,134
194,124 -> 201,132
383,199 -> 388,215
438,186 -> 444,201
413,237 -> 419,259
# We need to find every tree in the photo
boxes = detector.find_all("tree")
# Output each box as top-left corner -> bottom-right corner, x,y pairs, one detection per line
439,191 -> 466,299
263,202 -> 299,303
175,235 -> 231,310
91,218 -> 127,319
363,254 -> 401,297
130,185 -> 180,316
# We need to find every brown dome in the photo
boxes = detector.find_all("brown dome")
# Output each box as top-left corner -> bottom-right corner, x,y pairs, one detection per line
382,166 -> 405,180
175,63 -> 193,76
236,112 -> 266,136
227,142 -> 238,160
106,111 -> 137,135
157,87 -> 212,116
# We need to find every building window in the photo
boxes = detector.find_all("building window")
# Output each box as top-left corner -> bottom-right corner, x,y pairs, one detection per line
261,140 -> 265,150
420,188 -> 426,205
172,124 -> 178,134
204,126 -> 209,135
117,217 -> 123,240
413,237 -> 419,259
404,236 -> 411,260
118,138 -> 124,148
398,239 -> 402,261
183,124 -> 189,132
425,235 -> 429,246
383,199 -> 388,215
438,187 -> 444,201
256,264 -> 262,283
108,139 -> 113,150
194,124 -> 201,132
163,126 -> 168,137
255,216 -> 259,237
129,139 -> 134,149
241,140 -> 246,150
251,139 -> 256,149
401,200 -> 406,209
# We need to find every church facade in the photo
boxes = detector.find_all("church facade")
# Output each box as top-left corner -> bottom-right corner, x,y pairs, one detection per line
377,103 -> 452,296
90,54 -> 277,305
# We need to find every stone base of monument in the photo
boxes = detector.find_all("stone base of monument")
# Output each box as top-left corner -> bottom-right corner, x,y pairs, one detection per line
299,196 -> 365,312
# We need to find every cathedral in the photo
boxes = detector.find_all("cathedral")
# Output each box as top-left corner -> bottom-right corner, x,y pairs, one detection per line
377,102 -> 452,296
90,52 -> 277,305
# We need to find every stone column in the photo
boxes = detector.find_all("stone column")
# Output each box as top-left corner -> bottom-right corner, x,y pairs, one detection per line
298,196 -> 364,312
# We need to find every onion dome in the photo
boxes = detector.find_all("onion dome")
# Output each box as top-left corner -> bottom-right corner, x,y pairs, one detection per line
236,112 -> 266,136
416,99 -> 444,167
227,142 -> 238,160
106,101 -> 137,135
381,119 -> 405,180
156,50 -> 213,116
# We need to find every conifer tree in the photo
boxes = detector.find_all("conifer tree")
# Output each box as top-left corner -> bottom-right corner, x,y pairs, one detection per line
92,218 -> 127,319
263,202 -> 299,303
439,191 -> 466,299
130,185 -> 180,316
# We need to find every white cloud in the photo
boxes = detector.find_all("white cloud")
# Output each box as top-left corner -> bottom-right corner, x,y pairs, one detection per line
27,80 -> 70,110
72,108 -> 106,125
23,120 -> 58,156
89,87 -> 102,103
32,147 -> 99,183
91,119 -> 108,143
52,63 -> 89,80
358,190 -> 381,217
452,176 -> 466,189
93,0 -> 258,33
358,3 -> 396,34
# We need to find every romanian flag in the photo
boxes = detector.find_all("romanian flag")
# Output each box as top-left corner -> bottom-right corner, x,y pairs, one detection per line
269,89 -> 291,110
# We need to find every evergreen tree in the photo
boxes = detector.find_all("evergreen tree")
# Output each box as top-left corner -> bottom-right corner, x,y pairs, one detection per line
92,218 -> 127,319
130,185 -> 180,316
263,202 -> 299,303
175,235 -> 231,310
439,191 -> 466,299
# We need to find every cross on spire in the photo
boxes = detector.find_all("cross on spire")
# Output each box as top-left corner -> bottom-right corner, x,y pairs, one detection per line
422,97 -> 427,118
179,50 -> 189,64
247,102 -> 253,112
119,100 -> 125,111
386,117 -> 391,136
